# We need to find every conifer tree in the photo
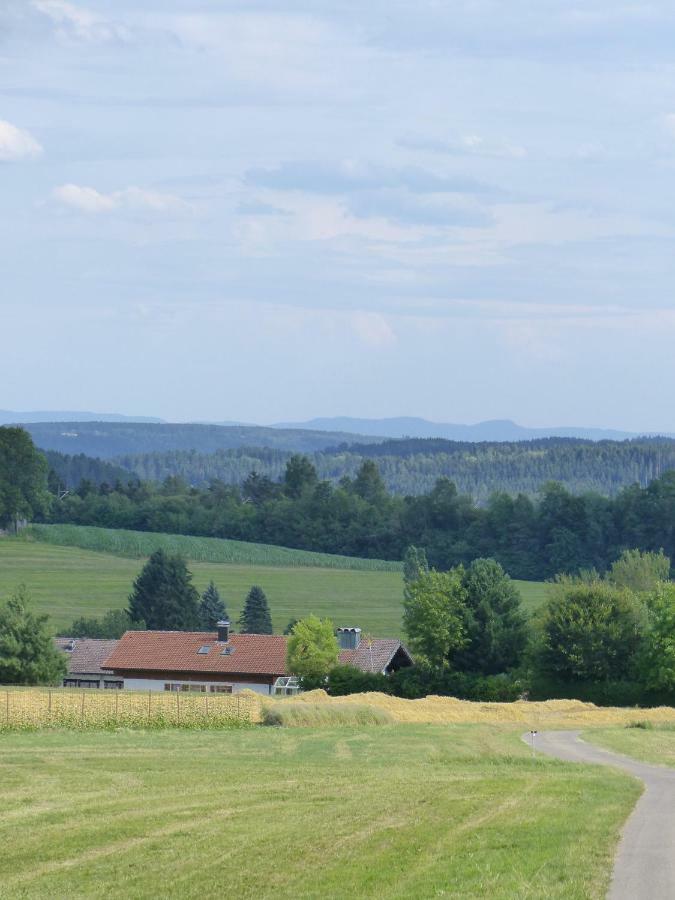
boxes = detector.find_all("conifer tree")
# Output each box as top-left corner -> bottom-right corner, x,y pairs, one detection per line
199,581 -> 228,630
238,585 -> 273,634
0,586 -> 67,685
128,549 -> 200,631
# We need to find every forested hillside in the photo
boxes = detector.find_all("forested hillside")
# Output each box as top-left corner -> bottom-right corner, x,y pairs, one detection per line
23,421 -> 380,458
107,437 -> 675,500
43,451 -> 675,580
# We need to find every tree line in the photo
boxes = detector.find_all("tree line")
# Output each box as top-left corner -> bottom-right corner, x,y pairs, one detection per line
45,455 -> 675,580
46,435 -> 675,499
7,425 -> 675,581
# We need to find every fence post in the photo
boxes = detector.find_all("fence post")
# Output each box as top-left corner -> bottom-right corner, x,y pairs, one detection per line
176,691 -> 181,723
5,690 -> 9,725
115,690 -> 119,721
205,694 -> 209,717
48,690 -> 52,718
237,694 -> 240,719
81,691 -> 85,719
148,690 -> 151,720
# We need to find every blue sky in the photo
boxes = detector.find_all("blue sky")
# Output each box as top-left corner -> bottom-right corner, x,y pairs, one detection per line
3,1 -> 675,428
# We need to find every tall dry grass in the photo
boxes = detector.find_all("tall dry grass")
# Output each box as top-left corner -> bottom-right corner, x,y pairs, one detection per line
254,689 -> 675,729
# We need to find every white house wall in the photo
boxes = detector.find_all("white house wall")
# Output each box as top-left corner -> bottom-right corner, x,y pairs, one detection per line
122,677 -> 272,695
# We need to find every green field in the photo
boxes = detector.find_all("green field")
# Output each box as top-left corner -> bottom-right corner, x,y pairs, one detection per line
0,725 -> 638,899
588,725 -> 675,766
27,524 -> 401,571
0,529 -> 551,636
0,539 -> 405,636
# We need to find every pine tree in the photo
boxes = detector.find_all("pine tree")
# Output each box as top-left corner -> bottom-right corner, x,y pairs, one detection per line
199,581 -> 228,631
0,586 -> 67,685
238,586 -> 273,634
128,549 -> 200,631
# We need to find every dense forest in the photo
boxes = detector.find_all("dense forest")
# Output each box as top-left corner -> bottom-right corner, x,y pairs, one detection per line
43,452 -> 675,580
47,436 -> 675,500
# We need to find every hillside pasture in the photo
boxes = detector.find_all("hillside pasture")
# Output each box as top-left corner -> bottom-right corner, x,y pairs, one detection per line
0,538 -> 406,635
0,528 -> 550,634
0,725 -> 637,899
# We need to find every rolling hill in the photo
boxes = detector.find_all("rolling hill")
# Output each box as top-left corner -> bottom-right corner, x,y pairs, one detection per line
23,421 -> 382,458
0,527 -> 550,635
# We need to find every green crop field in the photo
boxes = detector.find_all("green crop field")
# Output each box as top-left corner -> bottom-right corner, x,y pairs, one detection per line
0,725 -> 637,900
27,524 -> 401,571
0,528 -> 551,636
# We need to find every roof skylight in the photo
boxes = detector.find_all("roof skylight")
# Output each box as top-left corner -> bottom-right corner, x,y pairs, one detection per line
197,646 -> 211,654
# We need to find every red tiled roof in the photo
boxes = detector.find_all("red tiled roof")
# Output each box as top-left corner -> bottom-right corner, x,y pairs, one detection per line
103,631 -> 289,677
55,638 -> 119,675
339,639 -> 412,674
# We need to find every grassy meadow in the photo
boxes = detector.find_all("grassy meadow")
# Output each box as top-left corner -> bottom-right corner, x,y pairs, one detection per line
0,724 -> 638,900
587,725 -> 675,766
0,528 -> 550,635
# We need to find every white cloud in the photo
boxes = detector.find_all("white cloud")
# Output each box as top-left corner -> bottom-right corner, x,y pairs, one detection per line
32,0 -> 131,44
349,311 -> 397,348
0,120 -> 43,162
400,133 -> 527,160
52,184 -> 190,215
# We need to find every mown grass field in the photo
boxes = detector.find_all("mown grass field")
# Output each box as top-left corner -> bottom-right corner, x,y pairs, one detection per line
0,530 -> 551,635
0,725 -> 638,900
587,725 -> 675,766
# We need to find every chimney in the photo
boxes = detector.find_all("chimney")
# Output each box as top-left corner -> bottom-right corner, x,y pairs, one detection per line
216,620 -> 230,643
336,627 -> 361,650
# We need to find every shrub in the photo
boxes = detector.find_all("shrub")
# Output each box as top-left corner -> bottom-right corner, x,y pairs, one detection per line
390,665 -> 523,701
327,665 -> 392,696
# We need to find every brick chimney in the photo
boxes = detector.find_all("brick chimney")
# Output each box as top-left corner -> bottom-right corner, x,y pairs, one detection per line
216,620 -> 230,643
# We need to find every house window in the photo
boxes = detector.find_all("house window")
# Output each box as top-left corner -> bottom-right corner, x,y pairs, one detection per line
209,685 -> 233,693
164,682 -> 207,692
77,680 -> 100,689
104,681 -> 123,689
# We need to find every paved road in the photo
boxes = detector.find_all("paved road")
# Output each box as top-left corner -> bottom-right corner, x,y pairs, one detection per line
528,730 -> 675,899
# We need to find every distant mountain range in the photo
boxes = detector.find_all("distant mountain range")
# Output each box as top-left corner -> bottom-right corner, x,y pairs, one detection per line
274,416 -> 674,442
5,410 -> 675,443
0,410 -> 164,425
20,421 -> 383,459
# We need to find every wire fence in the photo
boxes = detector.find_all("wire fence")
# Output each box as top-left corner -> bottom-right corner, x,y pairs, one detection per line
1,687 -> 254,730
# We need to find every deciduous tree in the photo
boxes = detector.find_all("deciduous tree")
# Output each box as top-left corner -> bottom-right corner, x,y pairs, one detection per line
286,615 -> 339,681
403,569 -> 467,670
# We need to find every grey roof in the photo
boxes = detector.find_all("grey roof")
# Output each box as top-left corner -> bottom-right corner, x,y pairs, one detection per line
339,639 -> 413,674
55,638 -> 119,675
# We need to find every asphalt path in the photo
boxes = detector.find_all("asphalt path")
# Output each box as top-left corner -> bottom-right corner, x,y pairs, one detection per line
527,730 -> 675,899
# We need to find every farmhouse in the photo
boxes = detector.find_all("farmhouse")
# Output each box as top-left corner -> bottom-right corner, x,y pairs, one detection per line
103,622 -> 413,695
55,638 -> 123,689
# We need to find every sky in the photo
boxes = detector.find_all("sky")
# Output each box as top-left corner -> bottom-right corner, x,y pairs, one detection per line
3,1 -> 675,428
